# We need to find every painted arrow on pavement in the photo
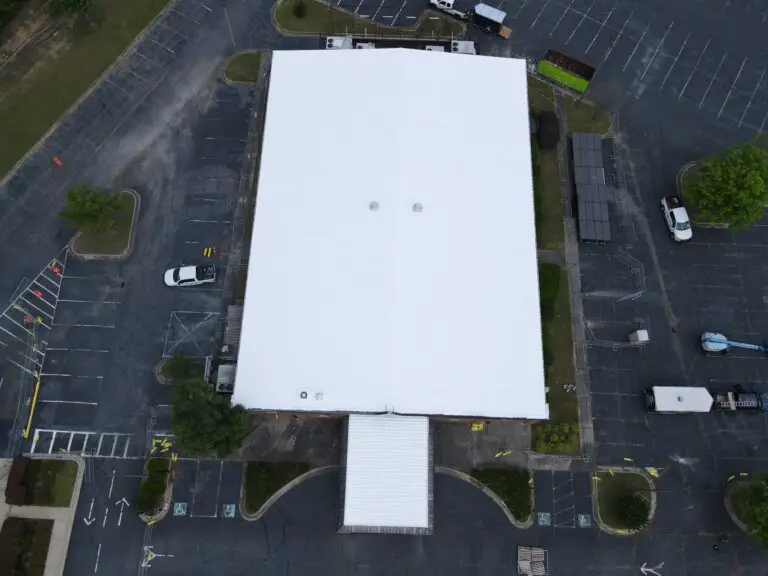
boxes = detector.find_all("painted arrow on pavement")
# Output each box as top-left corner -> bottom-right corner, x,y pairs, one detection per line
83,498 -> 95,526
641,562 -> 664,576
115,497 -> 130,527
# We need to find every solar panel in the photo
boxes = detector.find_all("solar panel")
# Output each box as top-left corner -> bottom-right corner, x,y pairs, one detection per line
571,133 -> 611,242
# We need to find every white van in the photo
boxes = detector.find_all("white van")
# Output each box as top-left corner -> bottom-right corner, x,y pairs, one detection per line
644,386 -> 713,413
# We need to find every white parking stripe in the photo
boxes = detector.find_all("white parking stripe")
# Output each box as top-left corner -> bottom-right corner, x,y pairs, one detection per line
622,21 -> 649,71
718,57 -> 748,118
565,0 -> 596,45
603,7 -> 634,63
699,54 -> 727,109
678,38 -> 711,101
639,21 -> 673,81
585,0 -> 618,53
740,68 -> 766,128
659,32 -> 690,90
549,0 -> 576,37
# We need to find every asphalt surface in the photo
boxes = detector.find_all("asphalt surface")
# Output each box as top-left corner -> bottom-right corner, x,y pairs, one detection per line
0,0 -> 766,573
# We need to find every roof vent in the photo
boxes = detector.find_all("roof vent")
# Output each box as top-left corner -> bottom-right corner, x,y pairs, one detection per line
300,391 -> 308,399
677,396 -> 683,402
413,203 -> 423,212
369,201 -> 379,211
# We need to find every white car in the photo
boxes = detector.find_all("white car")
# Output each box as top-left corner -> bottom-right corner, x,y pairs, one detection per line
163,264 -> 216,287
660,195 -> 693,242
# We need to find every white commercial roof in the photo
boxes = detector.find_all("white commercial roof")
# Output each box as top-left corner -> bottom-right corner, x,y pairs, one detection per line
234,48 -> 547,419
342,414 -> 431,532
651,386 -> 714,413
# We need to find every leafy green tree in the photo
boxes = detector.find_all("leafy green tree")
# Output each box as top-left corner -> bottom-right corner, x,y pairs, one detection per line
688,144 -> 768,229
733,477 -> 768,545
615,493 -> 649,530
59,186 -> 122,233
172,380 -> 249,458
49,0 -> 95,17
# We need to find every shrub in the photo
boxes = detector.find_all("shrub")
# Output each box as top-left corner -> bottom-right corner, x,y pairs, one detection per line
732,476 -> 768,545
615,493 -> 649,530
292,0 -> 307,18
471,468 -> 532,522
133,459 -> 170,516
534,421 -> 577,453
537,111 -> 560,150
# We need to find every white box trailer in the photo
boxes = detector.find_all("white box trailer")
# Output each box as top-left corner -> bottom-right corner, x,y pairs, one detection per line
644,386 -> 713,413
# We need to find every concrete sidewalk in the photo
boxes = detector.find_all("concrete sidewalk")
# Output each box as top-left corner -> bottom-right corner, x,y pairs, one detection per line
0,455 -> 85,576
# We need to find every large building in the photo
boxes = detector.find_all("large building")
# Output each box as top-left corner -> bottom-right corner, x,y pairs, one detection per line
233,48 -> 546,533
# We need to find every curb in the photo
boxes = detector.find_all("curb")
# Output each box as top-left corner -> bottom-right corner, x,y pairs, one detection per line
0,0 -> 183,187
436,467 -> 533,529
221,50 -> 265,86
69,189 -> 141,261
154,361 -> 170,386
590,466 -> 656,536
271,0 -> 466,38
724,481 -> 750,534
239,465 -> 337,522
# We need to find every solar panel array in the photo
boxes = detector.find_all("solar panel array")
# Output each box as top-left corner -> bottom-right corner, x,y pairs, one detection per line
571,132 -> 611,242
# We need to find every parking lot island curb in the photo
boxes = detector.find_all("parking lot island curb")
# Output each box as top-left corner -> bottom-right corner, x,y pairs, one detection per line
70,189 -> 141,261
239,465 -> 338,521
222,50 -> 265,86
436,467 -> 533,529
590,466 -> 657,536
139,466 -> 174,524
724,481 -> 750,534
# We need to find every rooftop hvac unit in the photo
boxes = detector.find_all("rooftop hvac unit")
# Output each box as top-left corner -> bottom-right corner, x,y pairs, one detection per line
356,42 -> 376,49
425,45 -> 445,52
215,364 -> 236,394
451,40 -> 477,55
326,36 -> 353,49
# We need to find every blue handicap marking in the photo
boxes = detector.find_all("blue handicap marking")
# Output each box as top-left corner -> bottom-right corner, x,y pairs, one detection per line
537,512 -> 551,527
222,504 -> 236,518
174,502 -> 188,517
578,514 -> 592,528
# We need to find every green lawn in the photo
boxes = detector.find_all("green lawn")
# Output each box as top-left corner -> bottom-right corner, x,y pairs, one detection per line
274,0 -> 465,37
471,468 -> 532,523
23,459 -> 78,507
527,76 -> 555,113
0,0 -> 171,180
243,461 -> 310,515
562,95 -> 611,135
0,518 -> 53,576
225,52 -> 262,83
533,263 -> 578,454
71,190 -> 135,255
531,138 -> 564,250
596,472 -> 652,530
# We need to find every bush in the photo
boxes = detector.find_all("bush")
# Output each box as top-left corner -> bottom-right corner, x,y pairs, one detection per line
616,493 -> 649,529
133,459 -> 170,516
471,468 -> 532,522
534,421 -> 577,453
292,0 -> 307,18
59,186 -> 123,233
732,476 -> 768,545
537,111 -> 560,150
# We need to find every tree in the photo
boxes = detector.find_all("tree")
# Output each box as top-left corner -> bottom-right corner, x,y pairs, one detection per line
49,0 -> 95,17
615,493 -> 649,530
59,186 -> 122,233
171,380 -> 249,458
688,144 -> 768,229
733,477 -> 768,545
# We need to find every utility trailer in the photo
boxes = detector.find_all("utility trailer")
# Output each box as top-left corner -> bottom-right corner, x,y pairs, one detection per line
644,385 -> 768,413
468,3 -> 512,38
713,386 -> 768,412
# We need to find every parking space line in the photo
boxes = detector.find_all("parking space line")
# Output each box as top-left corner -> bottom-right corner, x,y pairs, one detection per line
354,0 -> 364,13
46,348 -> 110,353
549,0 -> 576,37
718,56 -> 748,117
48,431 -> 57,453
659,32 -> 690,90
585,0 -> 618,53
392,0 -> 407,24
3,313 -> 34,336
41,373 -> 104,379
0,325 -> 24,345
58,299 -> 121,304
169,7 -> 200,25
51,323 -> 116,328
32,280 -> 57,299
123,438 -> 131,458
96,435 -> 104,456
39,400 -> 99,406
530,0 -> 553,30
602,7 -> 633,62
759,110 -> 768,134
699,54 -> 727,109
19,296 -> 53,320
739,68 -> 766,127
622,22 -> 649,71
513,0 -> 530,18
372,0 -> 386,19
678,38 -> 711,101
640,22 -> 673,81
30,430 -> 40,453
565,0 -> 596,45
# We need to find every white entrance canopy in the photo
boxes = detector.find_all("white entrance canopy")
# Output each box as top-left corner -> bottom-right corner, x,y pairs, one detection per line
341,414 -> 432,534
234,48 -> 548,420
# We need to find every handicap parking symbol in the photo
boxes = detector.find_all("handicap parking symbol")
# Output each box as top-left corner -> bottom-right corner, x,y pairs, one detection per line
222,504 -> 236,519
173,502 -> 188,517
537,512 -> 551,527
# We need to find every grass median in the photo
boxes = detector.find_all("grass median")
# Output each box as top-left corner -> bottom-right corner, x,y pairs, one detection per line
471,468 -> 532,523
23,459 -> 78,507
533,263 -> 578,455
71,190 -> 135,256
0,0 -> 171,180
225,52 -> 262,83
243,461 -> 310,515
274,0 -> 465,37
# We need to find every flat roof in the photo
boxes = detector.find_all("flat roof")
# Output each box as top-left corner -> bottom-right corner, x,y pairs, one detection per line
651,386 -> 713,412
341,414 -> 431,532
234,48 -> 547,419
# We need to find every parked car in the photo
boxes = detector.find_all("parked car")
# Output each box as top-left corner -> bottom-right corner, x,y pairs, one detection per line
163,264 -> 216,287
660,195 -> 692,242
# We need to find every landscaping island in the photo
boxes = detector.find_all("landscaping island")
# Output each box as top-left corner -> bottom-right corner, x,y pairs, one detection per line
70,189 -> 139,260
471,468 -> 532,525
273,0 -> 465,37
594,470 -> 653,533
224,51 -> 263,84
156,354 -> 205,386
725,476 -> 768,544
134,458 -> 173,522
242,461 -> 311,517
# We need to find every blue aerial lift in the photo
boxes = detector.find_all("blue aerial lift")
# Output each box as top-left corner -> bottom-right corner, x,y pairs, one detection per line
700,332 -> 768,356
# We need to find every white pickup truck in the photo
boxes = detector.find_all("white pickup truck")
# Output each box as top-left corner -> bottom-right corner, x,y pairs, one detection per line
660,195 -> 692,242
